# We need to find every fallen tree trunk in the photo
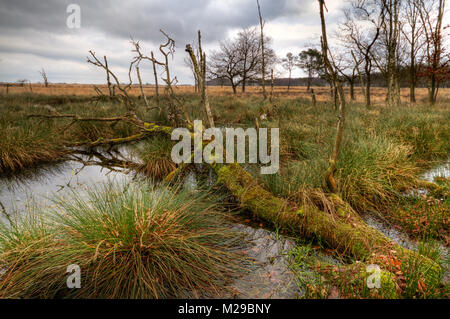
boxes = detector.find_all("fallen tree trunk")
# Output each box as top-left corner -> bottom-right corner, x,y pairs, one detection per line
211,162 -> 441,291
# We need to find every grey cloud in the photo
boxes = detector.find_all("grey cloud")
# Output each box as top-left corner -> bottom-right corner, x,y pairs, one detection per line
0,0 -> 316,44
0,0 -> 343,83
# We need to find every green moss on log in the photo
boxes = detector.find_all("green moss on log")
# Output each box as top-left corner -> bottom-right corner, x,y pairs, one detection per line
212,162 -> 441,287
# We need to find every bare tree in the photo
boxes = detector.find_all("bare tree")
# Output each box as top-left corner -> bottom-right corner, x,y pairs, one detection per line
297,48 -> 324,91
378,0 -> 402,108
185,35 -> 204,93
335,53 -> 360,101
417,0 -> 448,104
87,49 -> 137,112
151,51 -> 160,108
131,31 -> 190,125
351,50 -> 367,98
281,52 -> 298,92
135,66 -> 150,110
184,57 -> 199,93
236,28 -> 262,92
209,39 -> 243,94
402,0 -> 425,103
208,28 -> 275,95
39,68 -> 49,88
340,0 -> 383,108
269,68 -> 275,101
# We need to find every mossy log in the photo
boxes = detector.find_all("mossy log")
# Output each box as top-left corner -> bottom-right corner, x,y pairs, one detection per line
212,162 -> 441,289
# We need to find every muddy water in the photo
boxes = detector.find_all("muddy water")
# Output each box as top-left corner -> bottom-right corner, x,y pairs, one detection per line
170,168 -> 304,298
361,211 -> 417,250
0,157 -> 131,223
224,224 -> 301,298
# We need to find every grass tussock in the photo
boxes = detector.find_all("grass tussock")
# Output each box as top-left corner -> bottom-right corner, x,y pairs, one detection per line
0,181 -> 241,298
132,136 -> 177,180
0,123 -> 66,173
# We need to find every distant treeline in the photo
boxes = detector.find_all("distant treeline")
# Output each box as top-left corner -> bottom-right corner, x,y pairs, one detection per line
207,71 -> 450,88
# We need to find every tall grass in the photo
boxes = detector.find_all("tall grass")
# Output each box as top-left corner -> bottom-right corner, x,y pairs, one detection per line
261,101 -> 449,212
0,123 -> 65,173
375,103 -> 450,162
336,135 -> 418,212
0,181 -> 242,298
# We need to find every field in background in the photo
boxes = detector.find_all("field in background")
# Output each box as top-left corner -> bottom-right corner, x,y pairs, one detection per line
2,83 -> 450,105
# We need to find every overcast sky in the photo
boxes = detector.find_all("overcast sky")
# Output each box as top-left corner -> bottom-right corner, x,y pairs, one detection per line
0,0 -> 428,84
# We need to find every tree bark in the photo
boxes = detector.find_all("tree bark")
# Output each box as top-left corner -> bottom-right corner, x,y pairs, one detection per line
104,56 -> 113,97
287,70 -> 291,92
385,0 -> 401,108
350,80 -> 355,101
151,51 -> 160,108
231,82 -> 237,95
186,38 -> 215,129
365,58 -> 372,108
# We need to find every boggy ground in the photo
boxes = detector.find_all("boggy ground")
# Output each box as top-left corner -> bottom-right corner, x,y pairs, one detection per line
0,90 -> 448,298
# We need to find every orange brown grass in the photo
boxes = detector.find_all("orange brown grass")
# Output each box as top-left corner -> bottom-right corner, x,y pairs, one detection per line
3,83 -> 450,105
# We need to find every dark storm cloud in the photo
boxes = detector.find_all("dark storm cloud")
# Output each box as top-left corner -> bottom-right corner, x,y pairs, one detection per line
0,0 -> 298,44
0,0 -> 345,83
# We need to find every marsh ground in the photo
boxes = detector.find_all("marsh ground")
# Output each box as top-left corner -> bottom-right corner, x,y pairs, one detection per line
0,87 -> 448,299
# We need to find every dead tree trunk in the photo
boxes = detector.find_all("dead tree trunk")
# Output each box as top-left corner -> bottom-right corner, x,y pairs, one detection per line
185,30 -> 215,128
351,51 -> 366,101
104,56 -> 113,97
256,0 -> 267,100
136,66 -> 152,111
319,0 -> 347,193
349,80 -> 355,100
150,51 -> 160,108
212,162 -> 440,293
39,68 -> 49,88
269,69 -> 274,102
311,88 -> 317,106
